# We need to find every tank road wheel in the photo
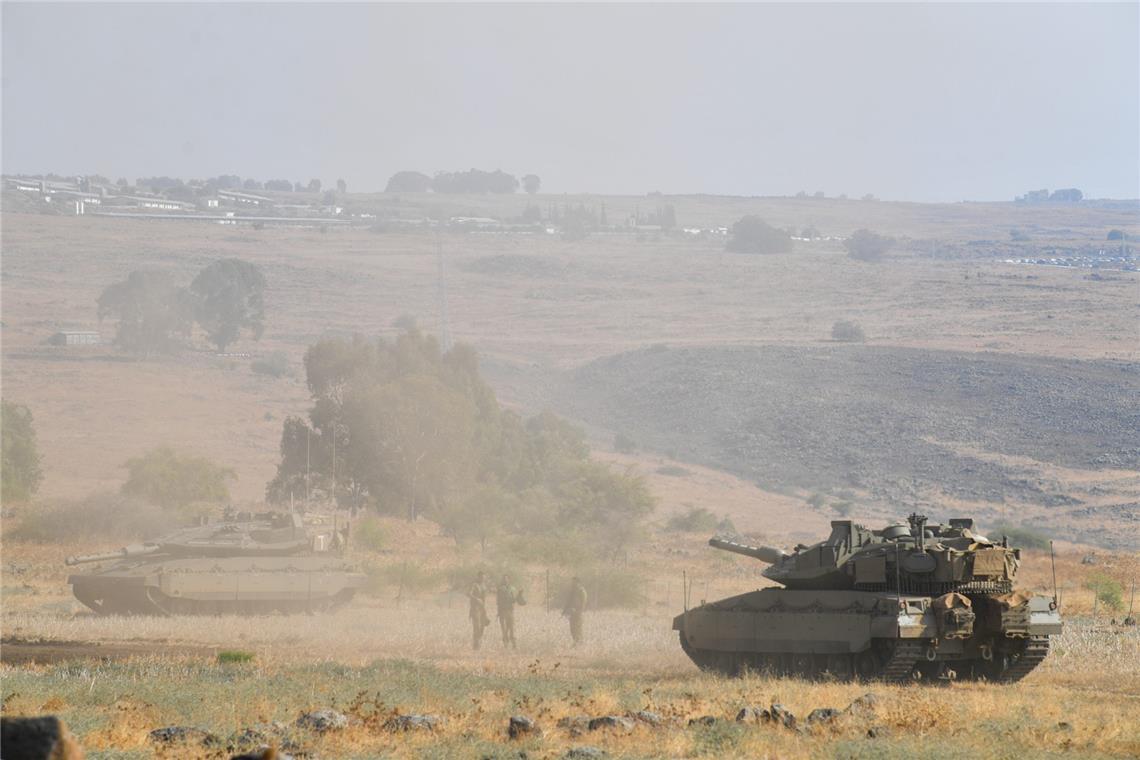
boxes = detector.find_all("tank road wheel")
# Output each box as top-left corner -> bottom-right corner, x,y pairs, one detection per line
854,648 -> 881,680
790,653 -> 817,679
964,637 -> 1050,682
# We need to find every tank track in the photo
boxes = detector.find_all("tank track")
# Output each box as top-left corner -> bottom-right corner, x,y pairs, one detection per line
996,636 -> 1050,682
877,640 -> 924,682
679,633 -> 923,682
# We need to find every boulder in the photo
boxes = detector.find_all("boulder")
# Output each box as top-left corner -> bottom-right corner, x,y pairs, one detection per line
844,693 -> 880,717
383,714 -> 443,732
1,716 -> 85,760
767,704 -> 796,729
806,708 -> 841,725
735,706 -> 766,723
296,709 -> 348,734
587,715 -> 634,732
148,726 -> 222,747
508,715 -> 541,740
629,710 -> 663,726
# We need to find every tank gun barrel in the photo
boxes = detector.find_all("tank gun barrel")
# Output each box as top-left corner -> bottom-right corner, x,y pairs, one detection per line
709,536 -> 787,564
65,543 -> 159,566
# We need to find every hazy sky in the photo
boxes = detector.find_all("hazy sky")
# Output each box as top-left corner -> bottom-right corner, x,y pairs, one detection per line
3,3 -> 1138,201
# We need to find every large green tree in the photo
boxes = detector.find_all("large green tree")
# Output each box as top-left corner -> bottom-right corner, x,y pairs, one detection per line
267,330 -> 655,557
97,271 -> 195,354
189,258 -> 267,351
1,400 -> 43,502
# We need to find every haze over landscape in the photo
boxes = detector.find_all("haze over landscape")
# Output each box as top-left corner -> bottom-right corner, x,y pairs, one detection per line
2,3 -> 1139,759
3,2 -> 1138,200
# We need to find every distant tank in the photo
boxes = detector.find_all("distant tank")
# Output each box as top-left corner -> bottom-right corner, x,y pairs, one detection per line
67,511 -> 365,615
674,514 -> 1062,681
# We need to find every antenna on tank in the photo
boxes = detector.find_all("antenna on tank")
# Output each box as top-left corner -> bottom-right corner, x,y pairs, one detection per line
1049,541 -> 1059,610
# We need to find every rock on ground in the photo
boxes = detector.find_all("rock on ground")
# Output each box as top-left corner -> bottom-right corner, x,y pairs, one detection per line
508,715 -> 541,740
295,709 -> 348,733
383,714 -> 443,732
1,716 -> 85,760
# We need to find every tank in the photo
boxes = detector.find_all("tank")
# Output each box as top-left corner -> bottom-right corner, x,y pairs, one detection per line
66,510 -> 365,615
673,514 -> 1062,682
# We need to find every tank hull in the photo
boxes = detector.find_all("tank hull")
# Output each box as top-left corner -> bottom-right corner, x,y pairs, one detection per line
69,556 -> 365,616
673,588 -> 1061,682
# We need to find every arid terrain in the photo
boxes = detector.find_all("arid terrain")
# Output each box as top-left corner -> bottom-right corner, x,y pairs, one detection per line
2,194 -> 1139,758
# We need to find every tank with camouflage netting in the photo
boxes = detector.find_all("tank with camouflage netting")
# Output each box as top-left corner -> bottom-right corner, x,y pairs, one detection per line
673,514 -> 1062,681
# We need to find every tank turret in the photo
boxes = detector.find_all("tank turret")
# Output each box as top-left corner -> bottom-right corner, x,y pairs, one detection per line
677,514 -> 1061,683
710,514 -> 1020,595
67,511 -> 364,615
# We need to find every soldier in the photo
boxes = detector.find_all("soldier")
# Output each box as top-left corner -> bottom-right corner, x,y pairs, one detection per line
496,573 -> 525,648
468,571 -> 491,650
563,576 -> 588,646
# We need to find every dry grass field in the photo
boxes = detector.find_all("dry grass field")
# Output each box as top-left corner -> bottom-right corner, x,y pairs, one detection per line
2,195 -> 1139,758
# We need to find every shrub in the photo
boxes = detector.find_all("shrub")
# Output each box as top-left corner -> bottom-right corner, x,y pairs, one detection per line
667,506 -> 720,533
11,492 -> 168,542
832,501 -> 853,517
217,650 -> 255,664
716,515 -> 737,533
806,493 -> 827,508
1,400 -> 43,502
844,229 -> 895,261
1085,572 -> 1124,611
251,351 -> 291,378
726,215 -> 792,254
831,321 -> 865,342
1106,229 -> 1125,241
122,447 -> 235,510
353,515 -> 387,552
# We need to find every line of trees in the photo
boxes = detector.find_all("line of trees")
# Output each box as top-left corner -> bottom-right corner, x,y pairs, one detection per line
266,330 -> 654,558
97,258 -> 266,354
132,176 -> 348,196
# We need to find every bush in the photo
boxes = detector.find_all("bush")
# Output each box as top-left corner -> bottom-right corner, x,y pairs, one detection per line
122,447 -> 235,510
1086,572 -> 1123,611
806,493 -> 826,508
217,650 -> 255,664
251,351 -> 291,378
726,215 -> 792,254
1106,229 -> 1125,241
11,492 -> 168,542
831,321 -> 865,343
667,506 -> 720,533
353,514 -> 387,552
2,400 -> 43,502
844,229 -> 895,261
716,515 -> 737,534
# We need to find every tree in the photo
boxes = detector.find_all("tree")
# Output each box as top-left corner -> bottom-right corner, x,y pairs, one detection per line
266,331 -> 655,558
1049,188 -> 1083,202
385,171 -> 432,193
189,258 -> 267,352
1,400 -> 43,502
522,174 -> 541,194
243,178 -> 262,191
1106,229 -> 1125,241
97,271 -> 195,354
336,178 -> 347,194
431,169 -> 519,194
726,215 -> 793,254
307,179 -> 322,193
265,179 -> 293,192
121,446 -> 235,510
844,229 -> 895,261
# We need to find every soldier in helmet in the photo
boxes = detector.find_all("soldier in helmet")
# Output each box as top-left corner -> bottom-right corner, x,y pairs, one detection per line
496,573 -> 525,648
468,571 -> 491,650
563,576 -> 588,646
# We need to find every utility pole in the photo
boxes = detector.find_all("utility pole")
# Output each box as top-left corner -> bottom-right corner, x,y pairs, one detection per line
436,234 -> 452,352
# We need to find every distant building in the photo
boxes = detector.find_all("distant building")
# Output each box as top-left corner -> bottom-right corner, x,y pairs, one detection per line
218,189 -> 273,207
49,330 -> 101,346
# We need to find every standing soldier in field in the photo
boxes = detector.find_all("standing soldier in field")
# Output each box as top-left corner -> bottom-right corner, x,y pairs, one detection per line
563,576 -> 588,646
468,570 -> 491,650
496,573 -> 525,649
